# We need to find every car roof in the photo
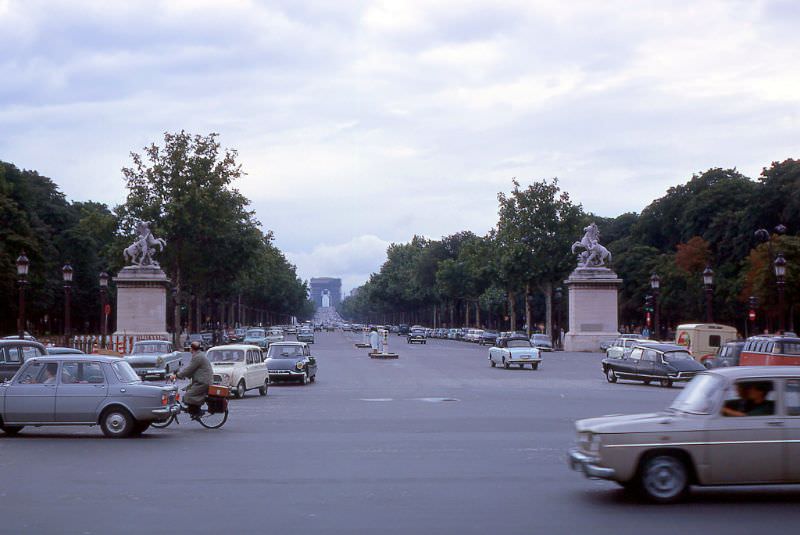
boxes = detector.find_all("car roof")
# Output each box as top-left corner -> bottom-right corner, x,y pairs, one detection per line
29,355 -> 120,363
267,341 -> 306,346
208,344 -> 263,351
707,366 -> 800,380
0,339 -> 46,348
632,342 -> 686,352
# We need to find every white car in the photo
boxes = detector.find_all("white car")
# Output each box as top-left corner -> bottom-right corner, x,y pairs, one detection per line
265,328 -> 285,345
207,345 -> 269,399
465,329 -> 484,343
488,336 -> 542,370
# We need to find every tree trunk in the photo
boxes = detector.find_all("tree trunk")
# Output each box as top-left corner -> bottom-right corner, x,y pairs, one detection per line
475,301 -> 481,328
525,282 -> 532,337
508,290 -> 516,331
539,281 -> 553,337
465,299 -> 471,327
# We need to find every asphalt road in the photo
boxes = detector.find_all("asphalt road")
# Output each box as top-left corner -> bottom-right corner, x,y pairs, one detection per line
2,332 -> 799,534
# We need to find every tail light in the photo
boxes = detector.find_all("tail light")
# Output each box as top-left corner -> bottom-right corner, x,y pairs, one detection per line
161,392 -> 168,406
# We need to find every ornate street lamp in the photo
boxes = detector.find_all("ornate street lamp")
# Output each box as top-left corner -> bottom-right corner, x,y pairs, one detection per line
99,271 -> 109,345
702,265 -> 714,323
774,252 -> 787,334
650,273 -> 661,340
62,263 -> 74,338
16,252 -> 29,339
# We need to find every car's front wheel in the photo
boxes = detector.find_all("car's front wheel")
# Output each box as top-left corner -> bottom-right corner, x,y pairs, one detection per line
660,378 -> 673,388
606,368 -> 617,383
1,424 -> 24,436
639,454 -> 690,503
236,380 -> 246,398
259,379 -> 268,396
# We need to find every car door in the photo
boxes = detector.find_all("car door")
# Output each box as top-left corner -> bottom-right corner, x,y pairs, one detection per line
4,361 -> 59,423
55,361 -> 109,423
635,349 -> 658,380
783,378 -> 800,482
704,379 -> 784,484
614,348 -> 641,378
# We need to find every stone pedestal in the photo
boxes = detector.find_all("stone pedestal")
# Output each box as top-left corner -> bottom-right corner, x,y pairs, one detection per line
113,266 -> 170,341
563,267 -> 622,352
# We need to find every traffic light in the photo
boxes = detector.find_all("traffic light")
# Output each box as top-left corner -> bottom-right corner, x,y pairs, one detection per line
644,295 -> 654,312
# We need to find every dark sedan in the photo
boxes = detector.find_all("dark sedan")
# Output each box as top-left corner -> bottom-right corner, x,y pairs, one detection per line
479,331 -> 498,346
602,342 -> 705,387
407,328 -> 426,344
265,342 -> 317,385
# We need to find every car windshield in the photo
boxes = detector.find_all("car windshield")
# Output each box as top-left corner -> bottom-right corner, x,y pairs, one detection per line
208,349 -> 244,363
133,343 -> 169,354
411,330 -> 425,335
664,351 -> 693,362
267,345 -> 304,358
246,329 -> 265,338
532,335 -> 548,341
507,339 -> 532,348
268,330 -> 283,336
112,361 -> 141,383
669,373 -> 723,414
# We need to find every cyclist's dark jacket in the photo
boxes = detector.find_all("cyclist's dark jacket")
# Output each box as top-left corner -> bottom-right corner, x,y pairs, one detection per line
176,351 -> 212,405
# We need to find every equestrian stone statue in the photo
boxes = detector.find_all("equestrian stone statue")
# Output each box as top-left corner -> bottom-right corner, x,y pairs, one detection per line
571,222 -> 612,268
123,221 -> 166,267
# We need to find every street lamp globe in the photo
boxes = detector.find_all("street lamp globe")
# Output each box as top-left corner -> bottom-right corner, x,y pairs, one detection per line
702,266 -> 714,287
99,271 -> 109,288
62,263 -> 74,283
650,273 -> 660,290
774,253 -> 787,279
16,252 -> 30,277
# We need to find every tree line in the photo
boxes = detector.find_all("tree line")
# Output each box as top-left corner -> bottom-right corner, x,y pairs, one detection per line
0,131 -> 314,337
340,160 -> 800,337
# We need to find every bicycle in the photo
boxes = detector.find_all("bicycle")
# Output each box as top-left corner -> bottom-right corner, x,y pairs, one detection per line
152,379 -> 229,429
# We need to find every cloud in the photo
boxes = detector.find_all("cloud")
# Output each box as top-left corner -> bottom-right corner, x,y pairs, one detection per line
1,0 -> 799,289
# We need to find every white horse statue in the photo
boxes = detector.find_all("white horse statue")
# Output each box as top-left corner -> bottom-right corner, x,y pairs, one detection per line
571,222 -> 612,268
123,221 -> 166,267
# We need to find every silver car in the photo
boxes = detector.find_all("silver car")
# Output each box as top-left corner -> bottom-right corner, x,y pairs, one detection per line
124,340 -> 184,380
569,366 -> 800,502
0,355 -> 180,438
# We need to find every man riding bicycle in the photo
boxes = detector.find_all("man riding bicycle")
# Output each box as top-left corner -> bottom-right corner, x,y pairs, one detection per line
171,341 -> 213,418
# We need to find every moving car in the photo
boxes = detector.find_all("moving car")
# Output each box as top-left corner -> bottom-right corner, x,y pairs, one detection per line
46,347 -> 85,355
265,342 -> 317,384
569,367 -> 800,503
602,342 -> 706,387
183,333 -> 209,351
488,335 -> 542,370
479,331 -> 498,346
207,344 -> 269,398
265,328 -> 285,345
675,323 -> 738,365
407,327 -> 427,344
0,355 -> 179,438
398,324 -> 410,336
531,333 -> 554,351
740,335 -> 800,366
0,339 -> 47,381
124,340 -> 183,380
296,328 -> 315,344
243,328 -> 270,349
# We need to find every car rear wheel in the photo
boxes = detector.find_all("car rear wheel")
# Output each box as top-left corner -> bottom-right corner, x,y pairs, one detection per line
236,380 -> 246,398
639,455 -> 689,503
489,358 -> 496,367
259,379 -> 268,396
660,379 -> 673,388
605,368 -> 617,383
101,408 -> 134,438
532,363 -> 539,370
1,425 -> 24,436
503,357 -> 509,369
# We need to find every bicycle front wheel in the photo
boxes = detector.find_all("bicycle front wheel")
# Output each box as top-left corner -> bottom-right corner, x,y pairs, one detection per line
198,409 -> 228,429
151,415 -> 176,428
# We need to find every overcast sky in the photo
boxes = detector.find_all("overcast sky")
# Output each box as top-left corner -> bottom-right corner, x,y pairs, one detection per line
2,1 -> 799,293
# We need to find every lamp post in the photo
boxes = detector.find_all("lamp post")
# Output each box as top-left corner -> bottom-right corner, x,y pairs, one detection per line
703,265 -> 714,323
62,263 -> 73,339
16,252 -> 29,339
554,287 -> 563,349
775,252 -> 787,334
650,273 -> 661,340
99,271 -> 109,346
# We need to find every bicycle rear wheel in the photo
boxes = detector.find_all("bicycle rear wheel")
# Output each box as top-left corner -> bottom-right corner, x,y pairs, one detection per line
151,415 -> 175,428
198,408 -> 228,429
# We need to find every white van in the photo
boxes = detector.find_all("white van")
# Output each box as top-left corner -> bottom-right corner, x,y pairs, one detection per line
674,323 -> 738,365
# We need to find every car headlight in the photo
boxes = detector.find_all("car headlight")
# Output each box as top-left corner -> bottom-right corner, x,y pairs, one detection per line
156,357 -> 164,367
296,362 -> 305,370
579,432 -> 601,454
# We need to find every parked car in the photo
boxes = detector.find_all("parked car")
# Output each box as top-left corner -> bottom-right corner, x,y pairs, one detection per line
705,340 -> 745,368
207,344 -> 269,398
479,331 -> 498,346
464,329 -> 483,343
0,355 -> 179,438
569,367 -> 800,503
297,328 -> 315,344
398,324 -> 410,336
407,327 -> 427,344
124,340 -> 183,380
0,339 -> 47,382
531,334 -> 554,351
488,335 -> 542,370
183,333 -> 210,351
602,342 -> 706,387
265,342 -> 317,384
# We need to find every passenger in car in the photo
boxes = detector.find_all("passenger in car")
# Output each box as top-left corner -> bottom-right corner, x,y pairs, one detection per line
722,382 -> 774,417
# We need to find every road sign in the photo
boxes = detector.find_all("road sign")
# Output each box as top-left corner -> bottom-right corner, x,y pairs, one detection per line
749,310 -> 756,321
